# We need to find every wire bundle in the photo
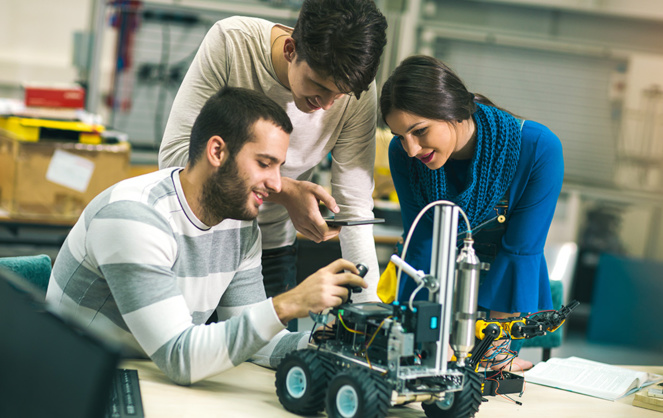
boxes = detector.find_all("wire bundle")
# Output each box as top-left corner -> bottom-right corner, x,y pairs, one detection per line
480,337 -> 517,370
481,333 -> 528,405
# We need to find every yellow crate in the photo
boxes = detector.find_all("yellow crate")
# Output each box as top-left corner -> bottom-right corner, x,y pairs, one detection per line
0,116 -> 104,145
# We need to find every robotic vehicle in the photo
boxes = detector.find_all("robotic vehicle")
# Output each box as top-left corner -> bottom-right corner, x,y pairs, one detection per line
275,203 -> 578,418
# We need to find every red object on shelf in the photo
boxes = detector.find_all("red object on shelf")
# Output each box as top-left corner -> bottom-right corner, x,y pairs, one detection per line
24,85 -> 86,109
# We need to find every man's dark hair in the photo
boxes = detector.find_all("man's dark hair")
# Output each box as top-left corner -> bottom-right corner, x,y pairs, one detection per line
188,87 -> 293,166
291,0 -> 387,99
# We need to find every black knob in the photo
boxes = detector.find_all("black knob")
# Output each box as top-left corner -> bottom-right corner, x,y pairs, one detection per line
346,263 -> 368,296
356,263 -> 368,278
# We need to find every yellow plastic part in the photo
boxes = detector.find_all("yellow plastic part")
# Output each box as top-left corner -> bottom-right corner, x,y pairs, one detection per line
502,318 -> 527,339
475,319 -> 506,340
377,260 -> 398,303
0,117 -> 40,141
79,132 -> 102,145
0,116 -> 104,144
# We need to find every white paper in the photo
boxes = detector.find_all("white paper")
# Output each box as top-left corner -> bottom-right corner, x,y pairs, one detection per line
45,149 -> 95,193
527,356 -> 662,401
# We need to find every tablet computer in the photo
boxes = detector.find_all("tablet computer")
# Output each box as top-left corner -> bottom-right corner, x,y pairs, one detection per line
324,217 -> 385,227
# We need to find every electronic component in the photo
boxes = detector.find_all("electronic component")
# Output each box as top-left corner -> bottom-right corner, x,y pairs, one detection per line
481,371 -> 524,397
324,217 -> 385,226
400,301 -> 442,343
344,263 -> 368,303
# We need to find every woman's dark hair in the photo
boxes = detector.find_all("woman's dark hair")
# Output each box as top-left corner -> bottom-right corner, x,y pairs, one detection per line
380,55 -> 503,123
292,0 -> 387,99
188,87 -> 293,166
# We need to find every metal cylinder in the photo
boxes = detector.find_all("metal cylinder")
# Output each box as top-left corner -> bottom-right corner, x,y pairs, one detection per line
430,205 -> 458,373
392,393 -> 437,405
450,239 -> 481,366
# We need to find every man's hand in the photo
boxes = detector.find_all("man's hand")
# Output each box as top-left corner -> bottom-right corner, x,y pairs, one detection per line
272,259 -> 368,325
266,177 -> 341,243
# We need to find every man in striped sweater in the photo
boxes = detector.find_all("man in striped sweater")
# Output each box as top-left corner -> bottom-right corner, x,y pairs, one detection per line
46,87 -> 366,385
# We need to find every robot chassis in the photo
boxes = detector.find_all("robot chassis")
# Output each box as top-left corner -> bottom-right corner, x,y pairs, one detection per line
275,204 -> 578,418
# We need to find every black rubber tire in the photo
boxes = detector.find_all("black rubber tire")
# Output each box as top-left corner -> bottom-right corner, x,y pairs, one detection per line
325,367 -> 391,418
275,349 -> 334,415
421,366 -> 483,418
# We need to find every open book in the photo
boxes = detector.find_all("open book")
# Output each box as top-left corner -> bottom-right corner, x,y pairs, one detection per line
526,357 -> 662,401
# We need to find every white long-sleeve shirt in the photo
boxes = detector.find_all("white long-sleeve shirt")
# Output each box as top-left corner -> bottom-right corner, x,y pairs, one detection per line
158,16 -> 380,301
46,168 -> 308,385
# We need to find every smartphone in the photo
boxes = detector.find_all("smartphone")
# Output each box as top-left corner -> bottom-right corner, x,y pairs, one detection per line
324,217 -> 385,227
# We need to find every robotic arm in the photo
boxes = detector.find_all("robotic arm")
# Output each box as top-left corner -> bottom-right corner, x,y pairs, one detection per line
467,300 -> 580,370
475,300 -> 580,341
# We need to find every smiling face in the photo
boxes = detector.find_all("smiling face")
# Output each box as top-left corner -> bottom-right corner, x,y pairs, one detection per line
286,51 -> 349,113
200,119 -> 288,223
385,109 -> 476,171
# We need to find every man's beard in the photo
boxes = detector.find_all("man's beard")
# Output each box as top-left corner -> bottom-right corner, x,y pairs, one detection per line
199,157 -> 256,225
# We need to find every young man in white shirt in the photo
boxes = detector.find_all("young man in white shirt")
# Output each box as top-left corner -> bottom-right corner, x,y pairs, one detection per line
47,87 -> 367,385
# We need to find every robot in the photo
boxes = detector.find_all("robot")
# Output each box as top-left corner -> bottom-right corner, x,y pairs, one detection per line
275,203 -> 578,418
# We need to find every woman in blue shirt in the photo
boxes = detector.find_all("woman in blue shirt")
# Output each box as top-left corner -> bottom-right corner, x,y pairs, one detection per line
380,56 -> 564,370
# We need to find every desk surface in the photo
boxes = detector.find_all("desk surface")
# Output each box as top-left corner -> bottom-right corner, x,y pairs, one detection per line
121,360 -> 663,418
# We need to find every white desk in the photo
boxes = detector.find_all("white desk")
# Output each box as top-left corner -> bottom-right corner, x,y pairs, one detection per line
121,360 -> 663,418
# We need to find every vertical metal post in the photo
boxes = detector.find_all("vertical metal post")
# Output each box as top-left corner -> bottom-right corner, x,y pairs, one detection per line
395,0 -> 421,64
85,0 -> 107,114
428,205 -> 458,374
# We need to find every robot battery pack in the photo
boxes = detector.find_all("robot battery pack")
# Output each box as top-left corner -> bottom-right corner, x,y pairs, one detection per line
481,371 -> 524,396
399,301 -> 442,343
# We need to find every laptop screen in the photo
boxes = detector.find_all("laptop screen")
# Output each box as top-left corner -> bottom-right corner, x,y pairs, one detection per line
0,267 -> 121,418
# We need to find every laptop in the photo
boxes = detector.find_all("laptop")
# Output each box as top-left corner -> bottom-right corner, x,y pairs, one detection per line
0,266 -> 143,418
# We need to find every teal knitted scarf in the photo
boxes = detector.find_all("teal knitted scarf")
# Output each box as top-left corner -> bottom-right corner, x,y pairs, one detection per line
409,103 -> 521,232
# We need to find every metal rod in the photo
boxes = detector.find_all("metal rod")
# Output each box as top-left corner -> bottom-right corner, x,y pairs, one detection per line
429,205 -> 458,373
85,0 -> 107,114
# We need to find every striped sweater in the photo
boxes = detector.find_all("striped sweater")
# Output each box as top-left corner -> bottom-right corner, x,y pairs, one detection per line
46,168 -> 308,385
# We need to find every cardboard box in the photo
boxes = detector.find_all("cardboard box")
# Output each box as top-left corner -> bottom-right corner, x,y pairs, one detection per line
0,130 -> 130,220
